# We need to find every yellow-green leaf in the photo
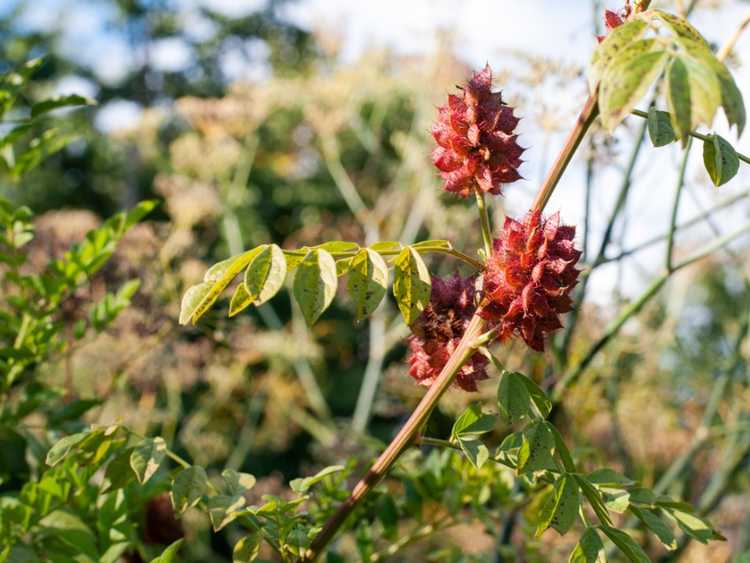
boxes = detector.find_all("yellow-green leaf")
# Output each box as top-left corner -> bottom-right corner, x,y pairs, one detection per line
588,19 -> 649,92
130,437 -> 166,484
666,57 -> 691,143
182,247 -> 264,324
599,49 -> 669,132
392,246 -> 431,326
178,282 -> 211,325
228,283 -> 253,317
347,248 -> 388,320
703,134 -> 739,187
293,249 -> 338,325
243,244 -> 287,306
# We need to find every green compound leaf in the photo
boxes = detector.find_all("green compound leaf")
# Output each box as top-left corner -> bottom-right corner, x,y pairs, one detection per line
599,48 -> 669,132
180,246 -> 264,325
129,436 -> 166,484
244,244 -> 287,306
568,527 -> 606,563
703,134 -> 740,187
600,526 -> 650,563
537,473 -> 580,536
647,108 -> 676,147
392,246 -> 431,326
171,466 -> 209,514
293,248 -> 338,325
347,248 -> 388,320
588,19 -> 649,91
643,9 -> 745,135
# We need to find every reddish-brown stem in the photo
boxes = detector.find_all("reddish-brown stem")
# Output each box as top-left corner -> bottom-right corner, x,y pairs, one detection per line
300,88 -> 600,563
299,314 -> 485,561
530,92 -> 599,213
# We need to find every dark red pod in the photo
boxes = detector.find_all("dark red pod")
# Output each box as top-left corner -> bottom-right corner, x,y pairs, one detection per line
408,274 -> 489,392
431,65 -> 524,197
481,210 -> 581,351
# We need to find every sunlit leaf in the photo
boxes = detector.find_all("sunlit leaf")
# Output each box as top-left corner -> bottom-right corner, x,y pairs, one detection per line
392,246 -> 431,326
181,246 -> 264,324
588,19 -> 649,91
244,244 -> 287,306
293,248 -> 338,325
599,48 -> 668,132
130,437 -> 166,484
347,248 -> 388,320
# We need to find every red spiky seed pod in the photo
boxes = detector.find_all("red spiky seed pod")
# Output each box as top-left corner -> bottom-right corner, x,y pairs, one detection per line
431,65 -> 524,198
408,274 -> 489,392
481,210 -> 581,352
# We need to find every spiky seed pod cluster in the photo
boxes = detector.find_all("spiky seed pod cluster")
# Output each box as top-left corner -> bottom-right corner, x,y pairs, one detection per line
407,274 -> 489,392
431,65 -> 524,197
481,210 -> 582,351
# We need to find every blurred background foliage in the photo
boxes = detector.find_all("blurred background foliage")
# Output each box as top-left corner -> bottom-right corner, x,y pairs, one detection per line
0,0 -> 749,561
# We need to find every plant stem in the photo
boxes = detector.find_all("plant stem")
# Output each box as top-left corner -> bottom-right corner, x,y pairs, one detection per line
475,189 -> 494,259
553,220 -> 750,400
631,109 -> 750,165
556,118 -> 648,367
598,187 -> 750,265
302,86 -> 600,562
298,314 -> 486,562
531,92 -> 600,212
351,307 -> 386,433
666,138 -> 692,271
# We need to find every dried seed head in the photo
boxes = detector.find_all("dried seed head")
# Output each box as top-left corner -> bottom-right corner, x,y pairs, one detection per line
431,65 -> 524,197
408,274 -> 489,392
481,211 -> 581,351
